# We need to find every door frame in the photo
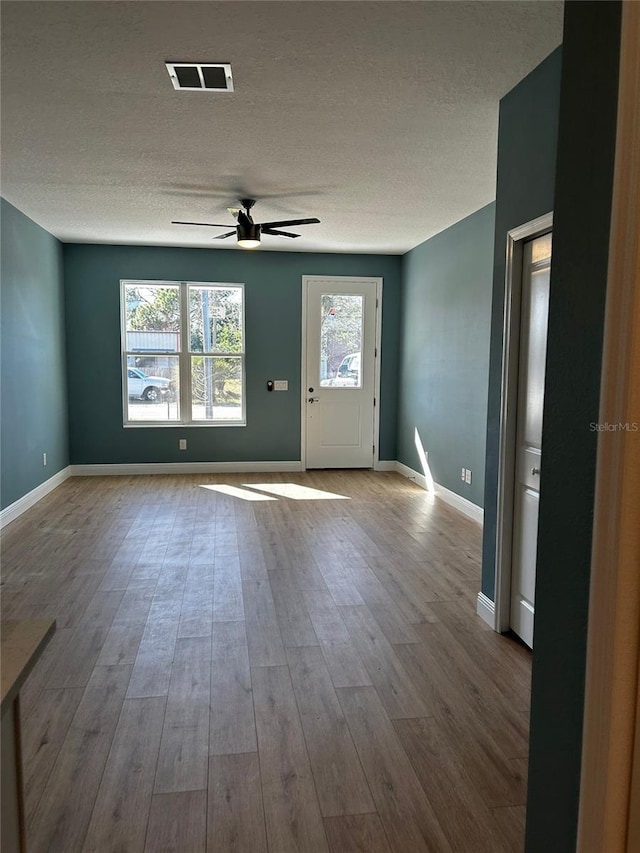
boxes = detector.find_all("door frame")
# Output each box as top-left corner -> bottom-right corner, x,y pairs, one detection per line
300,275 -> 383,472
577,2 -> 640,847
493,212 -> 553,633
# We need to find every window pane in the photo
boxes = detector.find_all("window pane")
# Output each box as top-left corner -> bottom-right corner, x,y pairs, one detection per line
189,286 -> 243,354
191,356 -> 243,421
126,355 -> 180,421
319,293 -> 363,388
125,284 -> 181,352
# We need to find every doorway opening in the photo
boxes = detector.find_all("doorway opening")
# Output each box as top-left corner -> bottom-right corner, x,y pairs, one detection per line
494,213 -> 553,648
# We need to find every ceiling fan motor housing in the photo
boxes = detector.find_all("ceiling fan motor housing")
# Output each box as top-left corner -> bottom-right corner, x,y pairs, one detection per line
237,214 -> 261,243
238,222 -> 261,242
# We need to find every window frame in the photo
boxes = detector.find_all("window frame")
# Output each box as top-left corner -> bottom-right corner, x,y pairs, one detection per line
120,279 -> 246,428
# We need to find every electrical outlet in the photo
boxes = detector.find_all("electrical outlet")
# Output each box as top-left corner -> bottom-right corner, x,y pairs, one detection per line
461,467 -> 466,481
179,439 -> 187,450
43,452 -> 47,467
465,469 -> 472,485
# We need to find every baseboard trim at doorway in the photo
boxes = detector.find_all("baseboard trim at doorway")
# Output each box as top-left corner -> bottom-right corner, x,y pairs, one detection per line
374,460 -> 397,472
477,592 -> 496,629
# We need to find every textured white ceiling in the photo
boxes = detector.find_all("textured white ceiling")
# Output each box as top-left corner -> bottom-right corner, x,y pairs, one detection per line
1,1 -> 563,253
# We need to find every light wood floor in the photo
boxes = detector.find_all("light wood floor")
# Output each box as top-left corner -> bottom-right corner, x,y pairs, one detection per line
1,471 -> 531,852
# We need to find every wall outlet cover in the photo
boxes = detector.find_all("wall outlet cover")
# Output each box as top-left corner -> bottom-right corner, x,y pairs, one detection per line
179,439 -> 187,450
273,380 -> 288,391
465,469 -> 472,484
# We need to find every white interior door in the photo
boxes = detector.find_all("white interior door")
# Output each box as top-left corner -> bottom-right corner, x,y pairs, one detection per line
510,233 -> 552,648
304,277 -> 378,469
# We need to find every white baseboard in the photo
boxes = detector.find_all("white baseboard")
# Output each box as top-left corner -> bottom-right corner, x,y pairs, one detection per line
374,460 -> 397,472
0,466 -> 72,529
395,461 -> 433,492
69,461 -> 303,476
476,592 -> 496,629
394,462 -> 483,524
434,482 -> 484,525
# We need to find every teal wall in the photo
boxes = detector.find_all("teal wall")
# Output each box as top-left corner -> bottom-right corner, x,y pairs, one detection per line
397,203 -> 495,506
63,244 -> 401,465
526,3 -> 621,850
1,199 -> 68,509
481,47 -> 563,598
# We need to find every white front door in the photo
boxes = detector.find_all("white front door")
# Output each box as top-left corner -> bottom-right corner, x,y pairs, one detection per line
303,277 -> 379,469
510,232 -> 552,648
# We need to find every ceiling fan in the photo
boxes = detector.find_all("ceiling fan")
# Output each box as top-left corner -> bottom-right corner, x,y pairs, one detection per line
172,198 -> 320,249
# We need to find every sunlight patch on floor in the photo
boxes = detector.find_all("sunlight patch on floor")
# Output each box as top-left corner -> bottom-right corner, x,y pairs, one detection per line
243,483 -> 351,501
199,484 -> 277,501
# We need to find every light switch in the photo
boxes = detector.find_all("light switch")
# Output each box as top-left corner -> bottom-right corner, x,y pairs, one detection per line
273,380 -> 288,391
465,469 -> 472,485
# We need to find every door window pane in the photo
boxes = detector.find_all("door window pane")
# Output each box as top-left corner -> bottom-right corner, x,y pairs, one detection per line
191,356 -> 243,421
126,355 -> 180,421
319,293 -> 363,387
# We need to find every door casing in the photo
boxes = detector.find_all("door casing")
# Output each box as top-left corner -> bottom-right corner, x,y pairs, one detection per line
300,275 -> 383,472
494,213 -> 553,633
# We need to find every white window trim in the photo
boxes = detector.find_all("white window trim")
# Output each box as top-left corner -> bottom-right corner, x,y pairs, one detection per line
120,279 -> 246,428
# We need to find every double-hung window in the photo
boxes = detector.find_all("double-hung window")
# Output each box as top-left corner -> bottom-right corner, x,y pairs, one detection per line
121,280 -> 245,426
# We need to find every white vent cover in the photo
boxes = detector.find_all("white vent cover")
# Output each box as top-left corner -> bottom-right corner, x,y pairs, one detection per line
165,62 -> 234,92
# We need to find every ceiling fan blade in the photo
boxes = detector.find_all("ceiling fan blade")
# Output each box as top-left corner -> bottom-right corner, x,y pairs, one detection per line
258,217 -> 320,229
213,231 -> 237,240
262,228 -> 300,238
172,220 -> 233,228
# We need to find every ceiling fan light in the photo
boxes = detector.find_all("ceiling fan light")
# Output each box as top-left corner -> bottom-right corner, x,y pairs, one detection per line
237,238 -> 261,249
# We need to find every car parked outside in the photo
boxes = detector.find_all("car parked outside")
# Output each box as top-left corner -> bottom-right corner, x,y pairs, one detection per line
127,368 -> 172,402
324,352 -> 361,387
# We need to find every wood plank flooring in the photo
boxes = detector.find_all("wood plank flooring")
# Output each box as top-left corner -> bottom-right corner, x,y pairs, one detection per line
0,471 -> 531,852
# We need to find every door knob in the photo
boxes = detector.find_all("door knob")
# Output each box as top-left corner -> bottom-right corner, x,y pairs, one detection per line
308,397 -> 319,403
531,467 -> 540,476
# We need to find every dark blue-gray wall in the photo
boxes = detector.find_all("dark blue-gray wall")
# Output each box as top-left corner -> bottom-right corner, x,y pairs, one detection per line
1,199 -> 69,509
481,47 -> 563,598
397,203 -> 495,506
526,3 -> 621,851
63,244 -> 401,465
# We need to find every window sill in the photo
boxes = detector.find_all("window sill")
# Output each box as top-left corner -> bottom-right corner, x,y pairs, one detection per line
123,421 -> 247,429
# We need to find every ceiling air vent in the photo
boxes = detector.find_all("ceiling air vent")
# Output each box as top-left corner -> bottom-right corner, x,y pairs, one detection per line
165,62 -> 234,92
